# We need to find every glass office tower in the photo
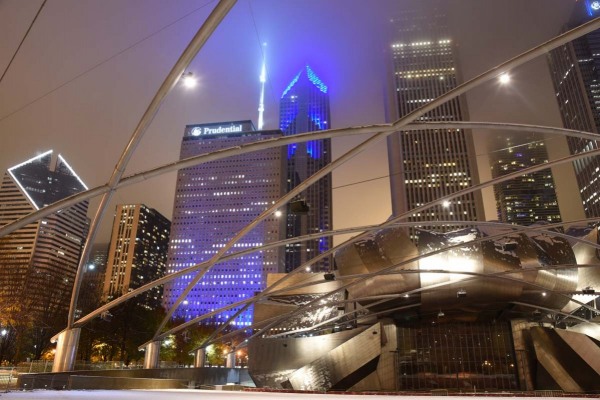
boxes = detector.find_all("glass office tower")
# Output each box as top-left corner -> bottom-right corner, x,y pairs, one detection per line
280,66 -> 332,272
0,150 -> 89,321
163,121 -> 284,325
387,0 -> 482,241
490,141 -> 561,225
548,0 -> 600,218
103,204 -> 170,309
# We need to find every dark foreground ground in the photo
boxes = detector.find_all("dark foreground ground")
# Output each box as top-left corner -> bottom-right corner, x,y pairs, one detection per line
0,391 -> 591,400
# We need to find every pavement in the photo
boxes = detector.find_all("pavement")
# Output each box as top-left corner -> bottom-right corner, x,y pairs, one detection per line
0,389 -> 406,399
0,391 -> 593,400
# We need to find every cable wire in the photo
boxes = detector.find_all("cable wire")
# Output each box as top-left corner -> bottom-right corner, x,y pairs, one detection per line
0,0 -> 215,125
0,0 -> 47,86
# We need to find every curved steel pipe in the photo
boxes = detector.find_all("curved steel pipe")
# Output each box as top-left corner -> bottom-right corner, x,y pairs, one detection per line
2,120 -> 598,240
63,142 -> 600,337
152,16 -> 600,336
237,216 -> 600,346
209,269 -> 594,348
21,16 -> 600,342
67,217 -> 598,339
155,222 -> 600,345
66,0 -> 237,327
153,128 -> 391,337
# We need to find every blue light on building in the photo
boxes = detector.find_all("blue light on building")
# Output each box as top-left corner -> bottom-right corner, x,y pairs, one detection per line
585,0 -> 600,16
279,66 -> 332,272
163,121 -> 284,325
281,71 -> 301,98
306,65 -> 328,94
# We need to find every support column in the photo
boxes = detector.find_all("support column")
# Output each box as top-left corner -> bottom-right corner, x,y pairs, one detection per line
52,328 -> 81,372
143,341 -> 161,369
226,351 -> 236,368
194,348 -> 206,368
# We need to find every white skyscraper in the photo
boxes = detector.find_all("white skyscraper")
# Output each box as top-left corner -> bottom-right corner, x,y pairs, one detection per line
387,1 -> 483,240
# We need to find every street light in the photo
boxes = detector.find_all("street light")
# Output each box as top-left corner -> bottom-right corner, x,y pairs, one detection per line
0,328 -> 7,363
499,72 -> 510,84
181,72 -> 197,88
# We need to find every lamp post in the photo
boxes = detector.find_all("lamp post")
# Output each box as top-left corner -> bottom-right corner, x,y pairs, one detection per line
0,328 -> 7,364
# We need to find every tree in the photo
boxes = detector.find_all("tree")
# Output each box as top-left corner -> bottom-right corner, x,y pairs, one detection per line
78,301 -> 167,365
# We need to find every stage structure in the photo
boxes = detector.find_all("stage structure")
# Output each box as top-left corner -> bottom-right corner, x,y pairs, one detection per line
248,225 -> 600,391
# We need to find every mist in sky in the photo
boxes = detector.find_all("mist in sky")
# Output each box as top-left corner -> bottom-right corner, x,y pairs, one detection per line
0,0 -> 577,244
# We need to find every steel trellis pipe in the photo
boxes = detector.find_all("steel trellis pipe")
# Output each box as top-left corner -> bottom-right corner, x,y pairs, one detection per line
66,0 -> 237,327
1,121 -> 598,240
152,16 -> 600,336
69,217 -> 600,341
61,141 -> 600,337
10,16 -> 600,341
235,216 -> 600,348
147,218 -> 600,345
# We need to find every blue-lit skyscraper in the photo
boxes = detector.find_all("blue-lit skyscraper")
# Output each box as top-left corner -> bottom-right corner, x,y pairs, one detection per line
163,121 -> 284,326
280,66 -> 332,273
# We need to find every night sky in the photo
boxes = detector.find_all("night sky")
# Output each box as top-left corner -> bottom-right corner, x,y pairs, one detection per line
0,0 -> 579,244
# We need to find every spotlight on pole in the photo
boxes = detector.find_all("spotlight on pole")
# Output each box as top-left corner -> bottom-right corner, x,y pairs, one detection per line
583,286 -> 595,295
499,72 -> 510,84
181,72 -> 197,88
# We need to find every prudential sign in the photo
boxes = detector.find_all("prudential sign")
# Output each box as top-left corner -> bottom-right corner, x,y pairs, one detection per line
189,124 -> 244,137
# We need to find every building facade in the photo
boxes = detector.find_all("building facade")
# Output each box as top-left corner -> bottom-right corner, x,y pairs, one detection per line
103,204 -> 170,310
0,150 -> 89,323
163,121 -> 284,326
548,0 -> 600,218
387,1 -> 482,240
491,141 -> 562,225
77,244 -> 109,316
280,66 -> 332,272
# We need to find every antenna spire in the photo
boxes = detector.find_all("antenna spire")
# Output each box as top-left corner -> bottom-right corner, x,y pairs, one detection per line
257,42 -> 267,130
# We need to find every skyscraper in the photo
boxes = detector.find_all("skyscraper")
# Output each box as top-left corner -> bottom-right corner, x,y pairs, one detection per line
163,121 -> 284,326
77,244 -> 109,316
103,204 -> 170,310
490,141 -> 561,225
279,65 -> 332,272
387,1 -> 482,240
548,0 -> 600,218
0,150 -> 89,322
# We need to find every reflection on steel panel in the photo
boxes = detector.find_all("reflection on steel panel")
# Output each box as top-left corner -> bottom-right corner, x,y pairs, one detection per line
248,327 -> 368,388
283,323 -> 383,391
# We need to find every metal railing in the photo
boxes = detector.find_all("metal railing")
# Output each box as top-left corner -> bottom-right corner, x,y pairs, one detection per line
14,359 -> 186,373
0,367 -> 16,392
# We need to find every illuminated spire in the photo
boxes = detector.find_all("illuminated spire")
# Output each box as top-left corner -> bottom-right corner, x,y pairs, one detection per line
257,42 -> 267,130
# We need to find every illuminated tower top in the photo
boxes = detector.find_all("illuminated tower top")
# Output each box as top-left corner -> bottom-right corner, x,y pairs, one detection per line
257,42 -> 267,130
7,150 -> 88,210
280,65 -> 330,137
